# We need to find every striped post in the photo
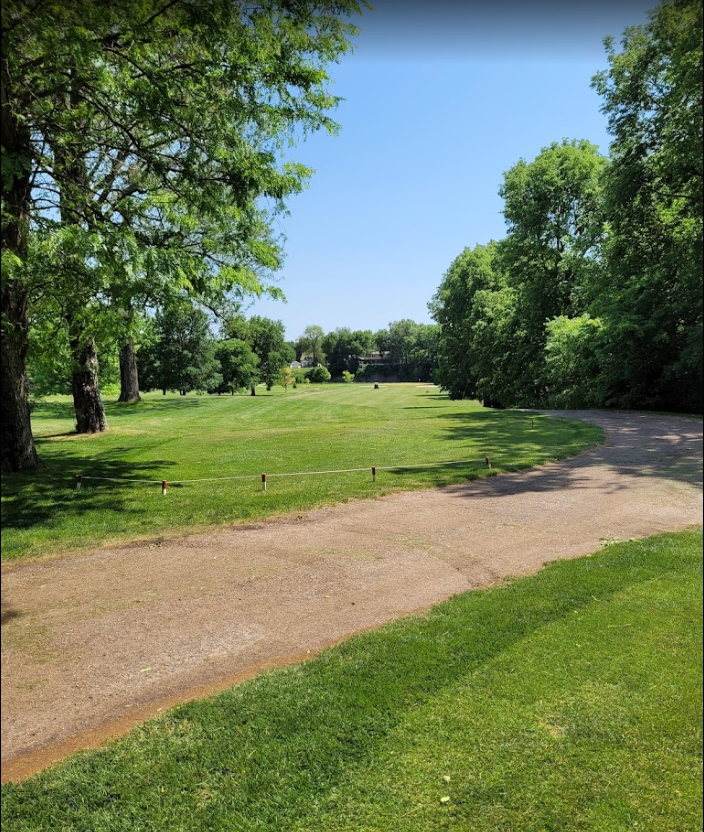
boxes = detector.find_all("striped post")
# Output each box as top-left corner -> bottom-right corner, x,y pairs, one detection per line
76,474 -> 83,490
262,473 -> 267,491
485,456 -> 492,469
162,480 -> 168,496
372,466 -> 376,482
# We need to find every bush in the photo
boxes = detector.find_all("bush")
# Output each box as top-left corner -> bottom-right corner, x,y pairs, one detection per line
307,366 -> 331,383
341,370 -> 355,383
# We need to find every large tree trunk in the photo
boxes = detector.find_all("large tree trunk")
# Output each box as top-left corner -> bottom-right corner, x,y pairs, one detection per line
117,340 -> 141,403
1,284 -> 40,472
1,54 -> 40,472
70,329 -> 108,434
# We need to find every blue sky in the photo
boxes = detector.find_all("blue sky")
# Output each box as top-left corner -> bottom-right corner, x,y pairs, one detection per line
249,0 -> 652,340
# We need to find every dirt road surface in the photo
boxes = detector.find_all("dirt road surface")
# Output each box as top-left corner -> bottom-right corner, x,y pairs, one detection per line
2,411 -> 701,782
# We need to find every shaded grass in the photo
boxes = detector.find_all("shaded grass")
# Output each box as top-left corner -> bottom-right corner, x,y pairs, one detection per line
2,530 -> 701,831
1,385 -> 602,561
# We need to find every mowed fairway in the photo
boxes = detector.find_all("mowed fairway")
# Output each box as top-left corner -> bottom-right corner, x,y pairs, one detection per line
1,384 -> 601,561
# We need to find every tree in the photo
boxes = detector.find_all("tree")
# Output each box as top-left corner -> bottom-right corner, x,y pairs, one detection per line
278,365 -> 295,391
591,0 -> 703,411
322,327 -> 374,376
497,139 -> 607,404
214,339 -> 259,395
226,315 -> 292,394
430,242 -> 510,402
299,324 -> 326,365
1,0 -> 364,470
139,302 -> 221,395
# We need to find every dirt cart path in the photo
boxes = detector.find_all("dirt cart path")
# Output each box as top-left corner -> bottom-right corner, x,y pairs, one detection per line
2,411 -> 701,782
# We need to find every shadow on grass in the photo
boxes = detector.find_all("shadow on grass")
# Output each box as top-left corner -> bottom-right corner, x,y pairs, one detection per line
440,409 -> 702,497
104,397 -> 207,419
32,396 -> 207,428
1,456 -> 176,534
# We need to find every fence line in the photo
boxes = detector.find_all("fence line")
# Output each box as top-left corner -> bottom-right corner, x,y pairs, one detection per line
77,456 -> 492,489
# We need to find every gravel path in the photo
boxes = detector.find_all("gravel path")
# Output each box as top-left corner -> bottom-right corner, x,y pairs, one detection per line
1,411 -> 701,782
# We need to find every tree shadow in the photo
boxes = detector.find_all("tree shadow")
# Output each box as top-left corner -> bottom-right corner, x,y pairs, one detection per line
439,409 -> 702,499
1,456 -> 177,533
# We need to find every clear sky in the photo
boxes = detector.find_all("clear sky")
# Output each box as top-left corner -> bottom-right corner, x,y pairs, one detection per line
248,0 -> 653,340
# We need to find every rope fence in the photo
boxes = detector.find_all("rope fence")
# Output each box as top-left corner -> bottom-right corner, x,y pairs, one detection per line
75,456 -> 494,495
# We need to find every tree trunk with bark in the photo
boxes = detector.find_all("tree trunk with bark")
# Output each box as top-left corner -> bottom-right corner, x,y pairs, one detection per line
70,329 -> 108,434
117,340 -> 141,403
1,283 -> 40,471
1,66 -> 40,472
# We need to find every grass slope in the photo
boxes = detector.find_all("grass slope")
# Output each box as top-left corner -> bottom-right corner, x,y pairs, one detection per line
1,385 -> 601,561
2,530 -> 701,831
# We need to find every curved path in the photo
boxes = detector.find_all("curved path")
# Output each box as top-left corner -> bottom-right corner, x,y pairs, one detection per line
2,411 -> 702,782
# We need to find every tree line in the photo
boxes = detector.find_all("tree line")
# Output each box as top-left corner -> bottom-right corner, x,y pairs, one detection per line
27,307 -> 441,398
431,0 -> 702,413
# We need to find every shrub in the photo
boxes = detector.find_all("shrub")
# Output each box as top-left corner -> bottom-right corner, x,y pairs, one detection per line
308,366 -> 331,383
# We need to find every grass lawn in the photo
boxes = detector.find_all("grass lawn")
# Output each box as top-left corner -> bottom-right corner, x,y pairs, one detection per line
1,384 -> 602,561
2,529 -> 701,831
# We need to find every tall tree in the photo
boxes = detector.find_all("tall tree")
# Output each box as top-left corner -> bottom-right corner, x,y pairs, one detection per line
497,139 -> 607,404
591,0 -> 703,411
138,301 -> 221,395
430,242 -> 512,403
214,339 -> 259,395
1,0 -> 364,469
299,324 -> 326,365
226,315 -> 292,394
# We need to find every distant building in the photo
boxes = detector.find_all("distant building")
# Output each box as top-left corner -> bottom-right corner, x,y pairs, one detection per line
289,360 -> 302,370
359,351 -> 390,366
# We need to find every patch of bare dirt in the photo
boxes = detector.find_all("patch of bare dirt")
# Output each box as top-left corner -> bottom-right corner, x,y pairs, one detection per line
1,411 -> 702,782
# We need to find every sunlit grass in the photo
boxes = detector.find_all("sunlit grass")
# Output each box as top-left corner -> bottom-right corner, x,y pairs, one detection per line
1,384 -> 602,560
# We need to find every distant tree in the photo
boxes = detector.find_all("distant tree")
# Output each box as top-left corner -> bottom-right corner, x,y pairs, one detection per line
322,328 -> 374,376
225,315 -> 292,394
213,340 -> 259,395
299,324 -> 326,365
139,302 -> 221,395
278,366 -> 295,391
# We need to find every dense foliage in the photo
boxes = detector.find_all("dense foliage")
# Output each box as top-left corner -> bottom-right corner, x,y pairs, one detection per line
1,0 -> 364,468
432,0 -> 703,413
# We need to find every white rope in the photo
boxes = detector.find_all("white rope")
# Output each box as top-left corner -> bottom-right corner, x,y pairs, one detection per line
78,457 -> 489,486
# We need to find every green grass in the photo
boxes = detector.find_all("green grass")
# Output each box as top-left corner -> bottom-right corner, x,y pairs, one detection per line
2,530 -> 701,831
1,384 -> 602,561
